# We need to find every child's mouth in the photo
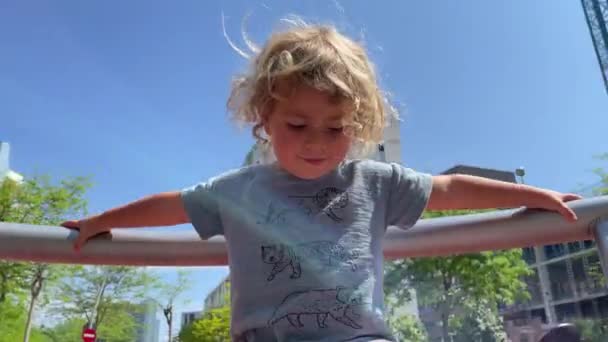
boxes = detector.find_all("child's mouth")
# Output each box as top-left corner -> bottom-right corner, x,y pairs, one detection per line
301,157 -> 327,165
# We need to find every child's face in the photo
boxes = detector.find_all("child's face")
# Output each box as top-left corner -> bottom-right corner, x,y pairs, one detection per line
264,85 -> 352,180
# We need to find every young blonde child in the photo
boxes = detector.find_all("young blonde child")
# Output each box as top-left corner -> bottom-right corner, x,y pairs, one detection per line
62,21 -> 581,341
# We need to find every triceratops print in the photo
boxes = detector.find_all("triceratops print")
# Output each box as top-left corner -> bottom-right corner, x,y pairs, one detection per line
261,241 -> 360,281
290,187 -> 349,222
268,286 -> 363,330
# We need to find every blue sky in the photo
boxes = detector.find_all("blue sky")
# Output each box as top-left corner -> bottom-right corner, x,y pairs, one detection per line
1,0 -> 607,339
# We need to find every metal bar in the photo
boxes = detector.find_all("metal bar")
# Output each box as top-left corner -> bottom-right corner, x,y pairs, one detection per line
593,219 -> 608,279
582,0 -> 608,93
1,196 -> 607,267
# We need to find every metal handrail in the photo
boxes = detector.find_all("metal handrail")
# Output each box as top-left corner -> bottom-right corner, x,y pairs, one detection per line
1,196 -> 607,268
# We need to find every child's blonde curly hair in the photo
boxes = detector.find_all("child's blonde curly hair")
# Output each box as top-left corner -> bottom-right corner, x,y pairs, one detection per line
227,19 -> 397,154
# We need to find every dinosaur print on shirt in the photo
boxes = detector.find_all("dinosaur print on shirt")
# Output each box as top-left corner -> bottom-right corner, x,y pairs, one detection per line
268,286 -> 363,330
261,241 -> 360,281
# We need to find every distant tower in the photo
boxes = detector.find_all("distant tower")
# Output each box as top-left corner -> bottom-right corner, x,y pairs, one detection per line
0,142 -> 23,183
0,142 -> 9,178
582,0 -> 608,94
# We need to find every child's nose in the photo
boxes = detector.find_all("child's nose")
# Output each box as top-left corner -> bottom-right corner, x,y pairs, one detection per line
303,130 -> 328,147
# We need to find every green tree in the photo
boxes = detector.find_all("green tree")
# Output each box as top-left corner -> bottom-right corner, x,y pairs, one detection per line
387,313 -> 428,342
53,265 -> 157,341
39,302 -> 140,342
385,210 -> 532,342
179,305 -> 231,342
574,318 -> 608,342
179,282 -> 231,342
0,299 -> 49,342
592,153 -> 608,196
0,176 -> 90,342
150,269 -> 193,342
449,298 -> 510,342
581,155 -> 608,287
0,261 -> 27,303
0,299 -> 27,342
39,317 -> 86,342
95,301 -> 142,342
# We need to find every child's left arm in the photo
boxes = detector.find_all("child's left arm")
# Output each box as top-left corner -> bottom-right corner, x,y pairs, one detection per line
427,174 -> 582,222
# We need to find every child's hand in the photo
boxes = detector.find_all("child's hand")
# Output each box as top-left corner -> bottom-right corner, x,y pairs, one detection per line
61,217 -> 110,252
527,190 -> 582,222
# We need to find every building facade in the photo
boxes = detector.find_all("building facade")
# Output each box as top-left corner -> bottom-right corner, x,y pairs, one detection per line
131,299 -> 160,342
438,166 -> 608,341
203,275 -> 230,311
503,241 -> 606,340
180,310 -> 203,329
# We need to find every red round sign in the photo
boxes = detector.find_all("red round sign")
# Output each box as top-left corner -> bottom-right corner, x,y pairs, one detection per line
82,328 -> 96,342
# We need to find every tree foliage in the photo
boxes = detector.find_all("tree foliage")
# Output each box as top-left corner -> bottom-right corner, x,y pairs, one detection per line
0,299 -> 49,342
574,318 -> 608,342
0,175 -> 90,342
53,265 -> 156,333
387,313 -> 428,342
384,210 -> 532,342
39,317 -> 87,342
179,306 -> 231,342
150,268 -> 193,342
179,282 -> 231,342
592,153 -> 608,196
38,301 -> 152,342
95,302 -> 141,342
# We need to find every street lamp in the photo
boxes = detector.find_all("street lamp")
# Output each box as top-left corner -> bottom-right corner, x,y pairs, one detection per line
516,167 -> 526,184
514,166 -> 560,325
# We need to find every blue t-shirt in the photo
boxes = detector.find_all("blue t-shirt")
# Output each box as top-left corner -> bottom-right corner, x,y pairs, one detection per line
181,159 -> 432,342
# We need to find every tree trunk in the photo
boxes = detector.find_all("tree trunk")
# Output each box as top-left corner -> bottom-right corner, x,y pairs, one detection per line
441,311 -> 450,342
163,305 -> 173,342
23,265 -> 45,342
23,292 -> 36,342
0,272 -> 6,303
91,275 -> 108,329
441,273 -> 452,342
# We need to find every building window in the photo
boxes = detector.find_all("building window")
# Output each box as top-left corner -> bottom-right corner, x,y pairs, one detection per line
583,253 -> 606,293
544,244 -> 567,260
523,247 -> 536,264
547,261 -> 574,301
523,268 -> 543,306
555,303 -> 576,322
568,242 -> 582,253
580,299 -> 596,318
530,308 -> 547,324
598,296 -> 608,318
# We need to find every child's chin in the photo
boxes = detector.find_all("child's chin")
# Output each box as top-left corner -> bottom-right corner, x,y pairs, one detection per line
290,165 -> 335,180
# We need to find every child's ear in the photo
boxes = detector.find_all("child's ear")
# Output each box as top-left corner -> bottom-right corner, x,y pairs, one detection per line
263,121 -> 272,137
263,114 -> 273,137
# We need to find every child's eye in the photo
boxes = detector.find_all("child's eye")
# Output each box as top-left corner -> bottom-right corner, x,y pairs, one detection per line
287,123 -> 306,130
329,127 -> 344,133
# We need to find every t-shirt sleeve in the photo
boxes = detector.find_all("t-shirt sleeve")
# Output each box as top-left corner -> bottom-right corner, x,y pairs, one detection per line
385,163 -> 433,230
180,180 -> 224,239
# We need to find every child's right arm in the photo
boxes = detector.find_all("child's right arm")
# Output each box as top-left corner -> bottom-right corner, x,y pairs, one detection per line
61,191 -> 189,252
